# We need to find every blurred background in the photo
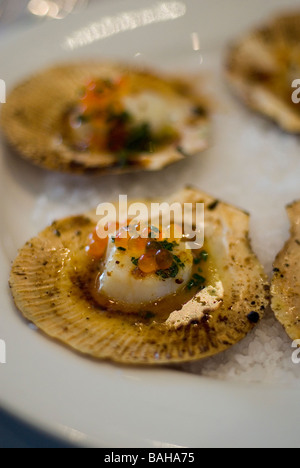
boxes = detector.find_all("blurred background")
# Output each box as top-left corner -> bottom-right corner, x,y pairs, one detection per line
0,0 -> 93,29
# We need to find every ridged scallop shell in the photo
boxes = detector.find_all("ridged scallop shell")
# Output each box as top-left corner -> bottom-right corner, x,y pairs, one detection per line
226,12 -> 300,133
1,63 -> 210,175
9,188 -> 269,365
271,201 -> 300,341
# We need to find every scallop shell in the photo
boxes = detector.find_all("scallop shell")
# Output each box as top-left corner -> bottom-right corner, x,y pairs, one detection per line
226,12 -> 300,133
271,201 -> 300,341
1,63 -> 210,175
9,188 -> 269,365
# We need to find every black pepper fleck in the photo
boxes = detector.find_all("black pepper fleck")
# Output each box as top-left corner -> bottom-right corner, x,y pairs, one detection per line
208,200 -> 220,211
247,311 -> 260,324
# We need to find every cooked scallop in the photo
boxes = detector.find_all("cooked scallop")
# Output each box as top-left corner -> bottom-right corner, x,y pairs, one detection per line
9,188 -> 269,365
99,239 -> 193,306
271,201 -> 300,340
226,12 -> 300,133
1,63 -> 210,174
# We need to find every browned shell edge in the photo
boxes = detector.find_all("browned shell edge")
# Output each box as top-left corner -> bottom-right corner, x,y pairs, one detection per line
0,61 -> 210,175
224,12 -> 300,134
271,200 -> 300,341
9,187 -> 270,365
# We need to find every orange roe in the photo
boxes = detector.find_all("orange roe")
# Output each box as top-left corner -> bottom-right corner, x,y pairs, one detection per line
86,220 -> 179,273
127,237 -> 148,256
155,249 -> 173,270
138,253 -> 158,274
80,77 -> 128,114
77,76 -> 130,152
86,229 -> 108,259
145,241 -> 160,255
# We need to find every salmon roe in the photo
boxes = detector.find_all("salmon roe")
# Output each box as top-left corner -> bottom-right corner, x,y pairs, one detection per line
155,249 -> 173,270
127,237 -> 148,256
86,229 -> 108,259
77,76 -> 130,152
138,253 -> 158,274
146,240 -> 160,255
80,77 -> 128,114
86,222 -> 180,275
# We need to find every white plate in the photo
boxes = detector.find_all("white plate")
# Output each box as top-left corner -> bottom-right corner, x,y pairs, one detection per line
1,0 -> 300,448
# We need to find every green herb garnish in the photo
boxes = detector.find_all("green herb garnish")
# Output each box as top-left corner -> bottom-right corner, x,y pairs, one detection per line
187,274 -> 206,291
117,150 -> 130,168
158,240 -> 178,252
118,247 -> 126,252
156,261 -> 179,279
193,250 -> 209,265
77,114 -> 90,124
145,312 -> 156,320
173,255 -> 185,268
125,123 -> 153,153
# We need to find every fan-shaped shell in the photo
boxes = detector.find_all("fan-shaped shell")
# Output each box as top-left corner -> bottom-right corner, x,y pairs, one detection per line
9,188 -> 269,364
226,12 -> 300,133
271,201 -> 300,341
1,63 -> 210,174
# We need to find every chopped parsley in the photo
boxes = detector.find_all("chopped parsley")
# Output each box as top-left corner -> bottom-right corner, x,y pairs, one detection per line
139,311 -> 156,320
131,257 -> 139,266
156,261 -> 179,279
193,250 -> 208,264
117,150 -> 130,168
107,110 -> 131,124
145,311 -> 156,320
158,240 -> 178,252
125,122 -> 153,153
77,114 -> 90,124
173,255 -> 185,269
187,274 -> 206,291
117,247 -> 126,252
